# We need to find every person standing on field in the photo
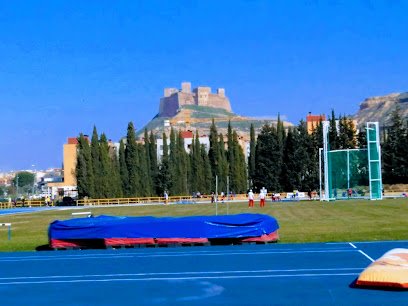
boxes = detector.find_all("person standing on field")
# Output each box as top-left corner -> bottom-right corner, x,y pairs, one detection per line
248,189 -> 254,207
259,190 -> 266,207
164,191 -> 169,204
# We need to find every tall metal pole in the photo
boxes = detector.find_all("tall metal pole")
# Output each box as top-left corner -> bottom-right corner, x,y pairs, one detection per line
226,176 -> 229,215
322,121 -> 330,201
319,148 -> 322,201
347,150 -> 350,190
215,175 -> 218,216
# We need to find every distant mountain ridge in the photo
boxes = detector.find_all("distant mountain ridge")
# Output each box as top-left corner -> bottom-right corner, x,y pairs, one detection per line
354,92 -> 408,127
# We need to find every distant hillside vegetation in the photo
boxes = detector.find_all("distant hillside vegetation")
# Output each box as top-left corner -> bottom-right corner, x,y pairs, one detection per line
137,105 -> 292,138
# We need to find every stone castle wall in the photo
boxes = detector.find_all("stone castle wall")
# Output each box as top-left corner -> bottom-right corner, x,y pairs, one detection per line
159,82 -> 232,117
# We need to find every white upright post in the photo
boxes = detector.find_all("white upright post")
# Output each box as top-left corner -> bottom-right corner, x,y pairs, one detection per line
322,121 -> 330,201
215,175 -> 218,215
319,148 -> 323,201
347,149 -> 350,190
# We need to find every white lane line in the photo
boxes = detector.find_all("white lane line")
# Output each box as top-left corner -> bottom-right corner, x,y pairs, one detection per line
0,273 -> 360,285
0,267 -> 364,281
0,249 -> 357,263
328,240 -> 408,244
358,250 -> 375,262
0,247 -> 353,261
349,243 -> 357,249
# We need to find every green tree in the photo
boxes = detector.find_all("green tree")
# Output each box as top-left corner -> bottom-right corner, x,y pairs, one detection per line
281,128 -> 299,191
118,140 -> 129,196
254,124 -> 282,192
75,133 -> 94,198
217,133 -> 229,194
232,130 -> 247,193
329,110 -> 339,150
143,129 -> 153,195
98,133 -> 114,198
13,171 -> 35,191
201,143 -> 212,194
125,122 -> 141,196
149,131 -> 158,195
208,119 -> 219,191
90,126 -> 101,198
382,106 -> 408,183
157,132 -> 172,195
248,123 -> 256,188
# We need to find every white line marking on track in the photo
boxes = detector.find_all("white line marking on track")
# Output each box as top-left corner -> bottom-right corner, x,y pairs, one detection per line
358,250 -> 375,262
328,240 -> 408,244
0,267 -> 364,281
0,273 -> 360,285
349,243 -> 357,249
0,249 -> 358,262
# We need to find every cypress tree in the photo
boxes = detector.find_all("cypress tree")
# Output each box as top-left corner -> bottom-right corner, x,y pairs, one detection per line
110,145 -> 123,198
329,110 -> 339,150
208,119 -> 219,191
98,133 -> 113,198
201,143 -> 212,194
177,131 -> 189,195
157,132 -> 172,195
254,124 -> 281,192
125,122 -> 141,196
217,133 -> 229,194
232,130 -> 247,193
248,123 -> 256,188
90,126 -> 101,198
149,131 -> 158,195
75,133 -> 94,198
143,129 -> 153,195
281,128 -> 299,191
137,143 -> 152,196
119,140 -> 129,196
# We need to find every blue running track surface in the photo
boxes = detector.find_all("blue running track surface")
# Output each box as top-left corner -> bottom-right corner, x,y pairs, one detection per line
0,241 -> 407,305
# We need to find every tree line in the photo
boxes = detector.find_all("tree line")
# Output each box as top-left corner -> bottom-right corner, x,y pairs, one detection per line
75,120 -> 247,199
75,108 -> 407,199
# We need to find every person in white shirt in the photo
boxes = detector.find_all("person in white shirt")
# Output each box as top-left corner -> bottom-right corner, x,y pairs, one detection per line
259,190 -> 266,207
248,189 -> 254,207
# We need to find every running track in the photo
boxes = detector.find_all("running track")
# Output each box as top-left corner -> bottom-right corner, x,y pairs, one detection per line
0,241 -> 407,305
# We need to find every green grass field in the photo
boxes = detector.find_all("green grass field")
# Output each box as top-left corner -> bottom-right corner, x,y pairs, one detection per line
0,198 -> 407,252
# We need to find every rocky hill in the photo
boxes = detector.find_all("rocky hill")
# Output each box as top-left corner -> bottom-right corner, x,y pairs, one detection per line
354,92 -> 408,127
137,105 -> 293,139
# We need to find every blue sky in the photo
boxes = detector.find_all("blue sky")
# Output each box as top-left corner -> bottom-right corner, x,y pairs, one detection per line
1,1 -> 408,171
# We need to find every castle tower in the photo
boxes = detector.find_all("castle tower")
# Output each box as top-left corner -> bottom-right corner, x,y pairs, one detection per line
164,88 -> 177,97
195,87 -> 211,106
181,82 -> 191,93
217,88 -> 225,97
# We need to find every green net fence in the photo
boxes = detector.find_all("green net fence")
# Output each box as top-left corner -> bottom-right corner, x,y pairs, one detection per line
327,149 -> 369,199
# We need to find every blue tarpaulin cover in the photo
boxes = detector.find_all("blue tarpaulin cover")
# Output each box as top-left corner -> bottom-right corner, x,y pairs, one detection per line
49,214 -> 279,240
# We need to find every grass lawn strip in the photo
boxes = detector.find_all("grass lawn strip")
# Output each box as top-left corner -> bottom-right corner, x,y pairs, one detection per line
0,198 -> 407,252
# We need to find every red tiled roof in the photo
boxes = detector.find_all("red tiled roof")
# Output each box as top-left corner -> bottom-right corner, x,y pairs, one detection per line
180,131 -> 194,139
306,114 -> 326,122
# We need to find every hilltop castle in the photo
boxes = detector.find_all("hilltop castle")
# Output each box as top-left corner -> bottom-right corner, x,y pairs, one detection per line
158,82 -> 232,117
